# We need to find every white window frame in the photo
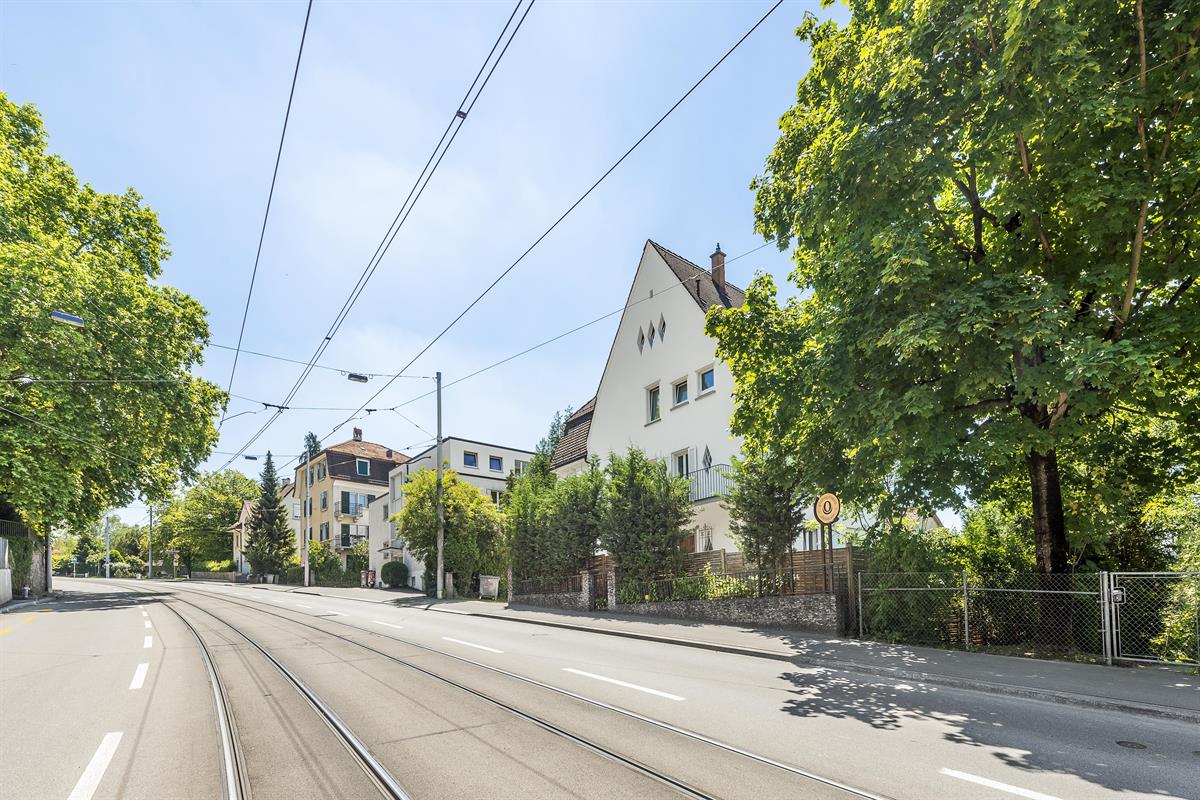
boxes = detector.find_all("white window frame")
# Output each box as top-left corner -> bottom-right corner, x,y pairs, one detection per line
355,458 -> 370,477
463,451 -> 479,469
672,377 -> 688,407
489,455 -> 503,472
647,383 -> 661,424
672,449 -> 690,477
697,365 -> 716,396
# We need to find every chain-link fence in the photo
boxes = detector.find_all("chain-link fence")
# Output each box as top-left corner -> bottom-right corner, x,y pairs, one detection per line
1112,572 -> 1200,666
858,572 -> 1106,661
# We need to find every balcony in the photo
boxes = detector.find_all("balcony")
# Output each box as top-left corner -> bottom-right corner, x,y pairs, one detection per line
333,532 -> 367,550
686,464 -> 733,503
333,504 -> 365,520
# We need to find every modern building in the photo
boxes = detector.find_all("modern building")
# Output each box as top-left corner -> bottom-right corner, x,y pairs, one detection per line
368,437 -> 535,591
294,428 -> 407,569
552,240 -> 746,552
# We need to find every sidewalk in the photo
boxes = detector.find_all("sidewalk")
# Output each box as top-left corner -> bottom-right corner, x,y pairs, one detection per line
237,582 -> 1200,721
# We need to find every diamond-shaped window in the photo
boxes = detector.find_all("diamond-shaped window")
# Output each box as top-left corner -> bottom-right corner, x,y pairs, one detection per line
637,327 -> 645,353
659,315 -> 666,340
702,446 -> 712,470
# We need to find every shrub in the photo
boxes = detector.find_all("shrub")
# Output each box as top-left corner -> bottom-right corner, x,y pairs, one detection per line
284,564 -> 304,585
381,560 -> 409,587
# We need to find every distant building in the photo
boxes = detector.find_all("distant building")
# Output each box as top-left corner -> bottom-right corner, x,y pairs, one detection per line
228,479 -> 303,575
293,428 -> 407,569
368,437 -> 534,591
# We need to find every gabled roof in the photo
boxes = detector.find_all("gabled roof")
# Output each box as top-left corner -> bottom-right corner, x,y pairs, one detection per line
551,397 -> 595,469
323,438 -> 408,463
648,240 -> 746,311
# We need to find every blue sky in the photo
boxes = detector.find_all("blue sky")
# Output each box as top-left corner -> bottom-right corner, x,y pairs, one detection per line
4,1 -> 864,524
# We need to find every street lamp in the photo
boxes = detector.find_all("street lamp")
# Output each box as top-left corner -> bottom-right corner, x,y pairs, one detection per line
50,310 -> 85,328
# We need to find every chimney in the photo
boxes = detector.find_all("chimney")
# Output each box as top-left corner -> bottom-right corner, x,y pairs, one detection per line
710,243 -> 726,293
352,427 -> 363,442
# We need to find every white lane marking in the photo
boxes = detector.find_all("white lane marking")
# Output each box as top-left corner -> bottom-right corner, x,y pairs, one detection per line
441,636 -> 503,654
67,731 -> 123,800
324,611 -> 347,616
143,620 -> 152,629
295,603 -> 313,609
140,611 -> 148,618
562,668 -> 685,701
143,635 -> 152,649
372,621 -> 404,629
940,768 -> 1062,800
128,663 -> 149,690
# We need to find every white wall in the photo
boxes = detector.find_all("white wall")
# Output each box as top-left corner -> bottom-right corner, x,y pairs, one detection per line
584,244 -> 742,551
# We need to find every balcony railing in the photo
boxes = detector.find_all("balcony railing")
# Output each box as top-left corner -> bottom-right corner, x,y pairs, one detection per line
686,464 -> 733,502
333,504 -> 365,520
333,532 -> 368,550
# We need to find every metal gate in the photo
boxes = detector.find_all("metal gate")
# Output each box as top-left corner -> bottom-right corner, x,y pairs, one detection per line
1108,572 -> 1200,666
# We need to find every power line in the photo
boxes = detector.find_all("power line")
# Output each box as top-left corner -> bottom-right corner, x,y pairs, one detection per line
221,0 -> 315,427
0,403 -> 142,466
294,1 -> 784,463
215,0 -> 533,470
208,342 -> 430,379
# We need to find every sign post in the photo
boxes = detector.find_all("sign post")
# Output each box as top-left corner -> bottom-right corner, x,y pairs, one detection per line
813,493 -> 841,592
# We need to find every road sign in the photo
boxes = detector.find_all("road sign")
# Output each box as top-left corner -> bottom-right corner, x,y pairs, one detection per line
814,493 -> 841,524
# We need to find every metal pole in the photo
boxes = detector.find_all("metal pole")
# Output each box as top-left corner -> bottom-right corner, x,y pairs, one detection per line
962,569 -> 970,651
45,525 -> 52,593
147,505 -> 154,579
104,520 -> 111,579
435,371 -> 445,600
302,453 -> 310,588
857,570 -> 864,638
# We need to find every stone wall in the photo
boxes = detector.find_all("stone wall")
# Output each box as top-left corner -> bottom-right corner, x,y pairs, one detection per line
613,592 -> 845,635
510,590 -> 589,611
191,571 -> 240,582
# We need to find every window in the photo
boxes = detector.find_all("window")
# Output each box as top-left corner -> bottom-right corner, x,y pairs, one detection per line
702,446 -> 712,470
319,522 -> 329,541
699,367 -> 715,393
490,490 -> 502,508
674,449 -> 689,476
489,455 -> 503,472
355,458 -> 370,476
647,385 -> 661,423
514,459 -> 529,475
307,467 -> 314,486
317,462 -> 326,480
659,314 -> 666,341
464,451 -> 478,468
647,320 -> 656,346
341,491 -> 368,515
320,490 -> 328,511
637,327 -> 645,353
292,502 -> 300,519
673,379 -> 688,406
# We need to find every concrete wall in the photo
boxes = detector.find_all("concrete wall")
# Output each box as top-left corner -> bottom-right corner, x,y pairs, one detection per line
0,569 -> 11,606
613,593 -> 845,635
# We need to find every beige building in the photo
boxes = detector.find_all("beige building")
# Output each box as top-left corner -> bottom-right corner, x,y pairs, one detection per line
294,428 -> 407,568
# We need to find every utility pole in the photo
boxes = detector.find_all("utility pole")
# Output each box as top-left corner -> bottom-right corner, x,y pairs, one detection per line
104,518 -> 111,579
435,370 -> 444,600
147,505 -> 154,579
302,452 -> 310,588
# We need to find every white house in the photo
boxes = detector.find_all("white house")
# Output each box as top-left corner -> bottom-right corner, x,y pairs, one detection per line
552,240 -> 745,553
368,437 -> 535,590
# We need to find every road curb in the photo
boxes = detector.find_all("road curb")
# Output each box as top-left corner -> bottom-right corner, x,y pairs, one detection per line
0,591 -> 62,614
419,604 -> 1200,724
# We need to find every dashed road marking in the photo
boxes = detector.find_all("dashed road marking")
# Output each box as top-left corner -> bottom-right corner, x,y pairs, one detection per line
442,636 -> 503,654
129,663 -> 149,690
143,620 -> 152,629
67,731 -> 123,800
143,635 -> 152,649
562,667 -> 685,701
372,621 -> 404,629
940,768 -> 1061,800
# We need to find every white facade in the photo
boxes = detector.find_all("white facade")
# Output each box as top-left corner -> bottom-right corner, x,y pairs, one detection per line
369,437 -> 535,590
560,241 -> 743,552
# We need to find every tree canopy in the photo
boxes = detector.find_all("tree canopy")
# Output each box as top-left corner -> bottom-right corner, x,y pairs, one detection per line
158,469 -> 257,573
709,0 -> 1200,572
244,453 -> 294,576
0,94 -> 226,531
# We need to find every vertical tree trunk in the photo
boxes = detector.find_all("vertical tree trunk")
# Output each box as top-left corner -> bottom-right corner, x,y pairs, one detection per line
1026,448 -> 1068,573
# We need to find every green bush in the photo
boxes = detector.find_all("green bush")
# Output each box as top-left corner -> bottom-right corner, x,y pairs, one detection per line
381,560 -> 409,587
9,535 -> 33,589
284,564 -> 304,585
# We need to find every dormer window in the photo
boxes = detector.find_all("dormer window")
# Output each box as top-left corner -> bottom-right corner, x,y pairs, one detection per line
355,458 -> 370,476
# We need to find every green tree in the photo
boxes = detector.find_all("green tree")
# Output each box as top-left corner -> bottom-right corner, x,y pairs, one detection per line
72,525 -> 104,575
727,448 -> 809,573
536,406 -> 573,458
0,95 -> 226,532
599,448 -> 692,581
507,455 -> 557,582
244,453 -> 294,577
710,1 -> 1200,574
306,540 -> 342,583
393,468 -> 505,593
548,459 -> 604,575
302,432 -> 322,461
346,538 -> 369,574
158,470 -> 257,574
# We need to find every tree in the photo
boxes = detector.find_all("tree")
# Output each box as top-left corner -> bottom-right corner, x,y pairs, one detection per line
599,448 -> 692,581
0,94 -> 226,532
393,468 -> 504,592
346,538 -> 369,574
306,540 -> 342,583
710,2 -> 1200,574
548,460 -> 604,575
727,448 -> 808,573
72,525 -> 104,575
536,406 -> 573,458
507,456 -> 557,582
302,432 -> 322,462
244,453 -> 294,577
157,470 -> 257,573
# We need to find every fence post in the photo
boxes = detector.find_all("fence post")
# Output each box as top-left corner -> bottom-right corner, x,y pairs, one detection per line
856,571 -> 864,639
962,569 -> 970,651
1100,571 -> 1111,666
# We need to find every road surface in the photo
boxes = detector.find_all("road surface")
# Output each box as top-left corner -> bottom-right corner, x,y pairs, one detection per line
1,578 -> 1195,800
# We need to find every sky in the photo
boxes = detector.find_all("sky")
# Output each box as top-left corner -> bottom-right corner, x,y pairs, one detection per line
3,0 -> 910,527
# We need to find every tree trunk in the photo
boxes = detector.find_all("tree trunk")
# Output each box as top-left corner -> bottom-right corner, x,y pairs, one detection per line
1026,447 -> 1068,574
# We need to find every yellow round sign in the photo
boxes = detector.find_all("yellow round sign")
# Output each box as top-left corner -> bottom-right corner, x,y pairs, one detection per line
814,493 -> 841,524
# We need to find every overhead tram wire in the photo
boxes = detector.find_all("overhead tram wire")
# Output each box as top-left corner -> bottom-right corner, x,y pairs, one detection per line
295,1 -> 785,460
214,0 -> 534,471
220,0 -> 315,428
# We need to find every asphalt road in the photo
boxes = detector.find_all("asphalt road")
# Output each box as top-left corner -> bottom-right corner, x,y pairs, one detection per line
2,578 -> 1196,800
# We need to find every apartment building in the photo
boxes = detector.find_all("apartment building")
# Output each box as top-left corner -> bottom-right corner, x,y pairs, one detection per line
294,428 -> 407,568
368,437 -> 535,590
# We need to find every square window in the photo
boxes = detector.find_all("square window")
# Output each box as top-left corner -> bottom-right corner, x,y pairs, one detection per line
648,385 -> 661,422
489,455 -> 503,471
673,380 -> 688,405
464,451 -> 478,468
356,458 -> 370,476
699,368 -> 715,393
514,459 -> 529,475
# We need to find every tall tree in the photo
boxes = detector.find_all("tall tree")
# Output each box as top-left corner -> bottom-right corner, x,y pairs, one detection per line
158,470 -> 257,573
536,406 -> 573,459
599,449 -> 692,581
0,94 -> 225,531
711,1 -> 1200,573
302,431 -> 322,461
244,453 -> 294,577
727,448 -> 808,573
